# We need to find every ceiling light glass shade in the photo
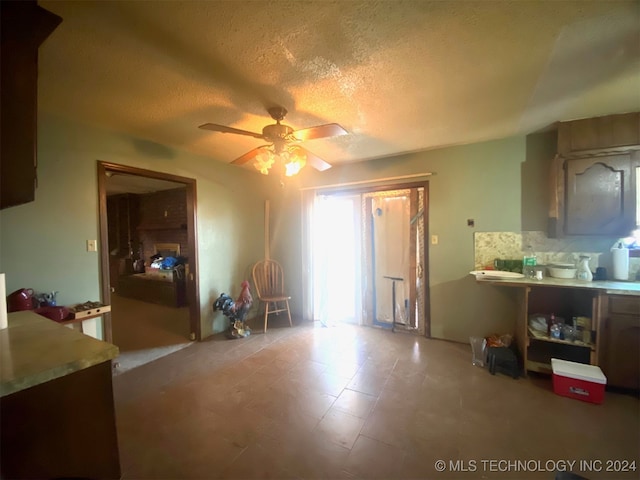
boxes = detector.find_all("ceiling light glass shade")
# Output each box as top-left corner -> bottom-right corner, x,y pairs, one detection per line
253,148 -> 275,175
252,145 -> 307,177
284,147 -> 307,177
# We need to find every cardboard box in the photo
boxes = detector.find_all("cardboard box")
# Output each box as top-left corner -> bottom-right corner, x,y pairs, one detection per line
68,304 -> 111,319
551,358 -> 606,404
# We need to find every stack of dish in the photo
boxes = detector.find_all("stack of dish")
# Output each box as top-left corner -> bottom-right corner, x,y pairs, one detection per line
547,263 -> 577,279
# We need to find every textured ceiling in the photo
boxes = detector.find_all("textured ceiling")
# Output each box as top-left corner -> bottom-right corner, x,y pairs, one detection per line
38,1 -> 640,170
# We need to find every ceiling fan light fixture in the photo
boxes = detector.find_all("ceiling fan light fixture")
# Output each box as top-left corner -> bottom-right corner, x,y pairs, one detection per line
284,147 -> 307,177
252,145 -> 308,177
202,106 -> 344,176
253,148 -> 275,175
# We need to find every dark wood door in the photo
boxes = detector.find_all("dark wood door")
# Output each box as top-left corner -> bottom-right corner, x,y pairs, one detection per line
603,313 -> 640,390
564,153 -> 636,236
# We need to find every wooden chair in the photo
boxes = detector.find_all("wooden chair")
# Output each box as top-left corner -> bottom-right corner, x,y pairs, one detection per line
252,259 -> 292,332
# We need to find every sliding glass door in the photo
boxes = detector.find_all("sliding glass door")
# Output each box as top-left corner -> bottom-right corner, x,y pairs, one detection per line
310,184 -> 427,335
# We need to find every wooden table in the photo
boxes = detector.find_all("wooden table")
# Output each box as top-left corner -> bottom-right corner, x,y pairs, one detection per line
59,304 -> 111,333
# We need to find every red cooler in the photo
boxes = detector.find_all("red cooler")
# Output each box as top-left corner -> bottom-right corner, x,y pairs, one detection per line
551,358 -> 606,404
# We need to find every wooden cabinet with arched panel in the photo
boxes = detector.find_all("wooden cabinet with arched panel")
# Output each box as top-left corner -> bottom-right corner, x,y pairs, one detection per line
549,112 -> 640,237
564,152 -> 637,236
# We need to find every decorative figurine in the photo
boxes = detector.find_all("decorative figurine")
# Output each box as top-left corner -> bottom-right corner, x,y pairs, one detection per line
213,281 -> 253,339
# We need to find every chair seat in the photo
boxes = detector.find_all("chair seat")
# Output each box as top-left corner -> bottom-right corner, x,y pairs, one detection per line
262,295 -> 291,302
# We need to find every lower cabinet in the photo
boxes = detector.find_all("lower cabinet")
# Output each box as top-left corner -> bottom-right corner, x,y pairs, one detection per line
518,286 -> 601,374
1,361 -> 120,479
601,295 -> 640,390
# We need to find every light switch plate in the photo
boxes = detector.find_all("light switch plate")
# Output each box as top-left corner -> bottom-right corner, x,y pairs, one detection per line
87,239 -> 97,252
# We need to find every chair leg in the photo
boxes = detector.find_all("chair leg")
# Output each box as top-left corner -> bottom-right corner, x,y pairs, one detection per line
285,299 -> 292,327
263,302 -> 269,333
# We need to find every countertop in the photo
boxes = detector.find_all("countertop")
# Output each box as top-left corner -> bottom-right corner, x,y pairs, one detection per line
0,310 -> 119,397
474,275 -> 640,296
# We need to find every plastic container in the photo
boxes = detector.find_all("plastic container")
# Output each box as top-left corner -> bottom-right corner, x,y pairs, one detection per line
612,243 -> 629,280
547,266 -> 577,279
551,358 -> 606,404
523,245 -> 537,278
470,336 -> 487,367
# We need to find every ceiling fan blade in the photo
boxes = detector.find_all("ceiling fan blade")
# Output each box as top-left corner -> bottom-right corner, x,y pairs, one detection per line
230,147 -> 266,166
298,146 -> 332,171
199,123 -> 264,139
292,123 -> 348,141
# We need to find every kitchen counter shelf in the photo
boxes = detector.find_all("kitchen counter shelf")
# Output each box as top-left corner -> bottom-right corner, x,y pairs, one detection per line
475,275 -> 640,296
475,272 -> 639,388
475,281 -> 602,375
528,327 -> 595,351
525,359 -> 553,374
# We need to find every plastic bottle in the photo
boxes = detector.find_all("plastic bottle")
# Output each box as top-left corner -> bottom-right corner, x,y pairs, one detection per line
612,243 -> 629,280
576,255 -> 593,281
523,245 -> 537,278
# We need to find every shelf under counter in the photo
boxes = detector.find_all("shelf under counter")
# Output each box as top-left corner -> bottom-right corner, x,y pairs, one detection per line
528,327 -> 595,351
475,278 -> 604,375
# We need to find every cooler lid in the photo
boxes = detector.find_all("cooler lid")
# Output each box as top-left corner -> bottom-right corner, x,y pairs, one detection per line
551,358 -> 607,384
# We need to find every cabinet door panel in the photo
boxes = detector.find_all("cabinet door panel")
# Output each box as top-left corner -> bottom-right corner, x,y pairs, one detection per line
565,154 -> 634,235
603,314 -> 640,390
558,113 -> 640,154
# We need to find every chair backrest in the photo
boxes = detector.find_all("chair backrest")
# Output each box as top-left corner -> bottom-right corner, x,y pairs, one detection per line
252,259 -> 286,299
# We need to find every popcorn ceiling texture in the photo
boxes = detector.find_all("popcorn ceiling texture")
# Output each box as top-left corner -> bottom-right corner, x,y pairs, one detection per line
37,1 -> 640,167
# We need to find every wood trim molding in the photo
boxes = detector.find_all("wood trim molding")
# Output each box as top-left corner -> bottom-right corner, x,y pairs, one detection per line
97,161 -> 201,341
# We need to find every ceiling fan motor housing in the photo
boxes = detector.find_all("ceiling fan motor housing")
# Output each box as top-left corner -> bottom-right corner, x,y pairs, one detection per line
262,123 -> 294,142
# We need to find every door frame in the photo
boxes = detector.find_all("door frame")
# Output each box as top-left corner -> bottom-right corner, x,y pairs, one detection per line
310,180 -> 431,337
97,161 -> 201,342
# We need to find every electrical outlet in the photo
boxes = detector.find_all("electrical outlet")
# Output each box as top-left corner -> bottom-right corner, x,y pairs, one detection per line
87,239 -> 97,252
431,235 -> 439,245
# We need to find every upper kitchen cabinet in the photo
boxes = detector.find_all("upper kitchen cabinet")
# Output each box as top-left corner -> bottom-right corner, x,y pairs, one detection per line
564,153 -> 637,236
558,113 -> 640,155
0,1 -> 62,210
550,113 -> 640,237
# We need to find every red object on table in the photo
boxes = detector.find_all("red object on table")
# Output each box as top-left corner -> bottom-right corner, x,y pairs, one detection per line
33,306 -> 70,322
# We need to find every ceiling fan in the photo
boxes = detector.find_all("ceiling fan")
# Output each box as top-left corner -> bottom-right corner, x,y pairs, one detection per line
198,107 -> 348,176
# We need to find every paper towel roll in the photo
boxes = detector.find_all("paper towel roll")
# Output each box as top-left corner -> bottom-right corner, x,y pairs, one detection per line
612,246 -> 629,280
0,273 -> 7,329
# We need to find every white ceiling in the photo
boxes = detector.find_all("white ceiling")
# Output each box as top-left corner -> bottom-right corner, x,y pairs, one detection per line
39,1 -> 640,170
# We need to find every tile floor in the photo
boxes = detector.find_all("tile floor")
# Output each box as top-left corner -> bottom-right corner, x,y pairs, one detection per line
113,320 -> 640,480
110,293 -> 192,374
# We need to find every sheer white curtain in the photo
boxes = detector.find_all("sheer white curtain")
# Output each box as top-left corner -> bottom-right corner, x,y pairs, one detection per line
301,191 -> 361,326
300,189 -> 315,323
371,195 -> 410,325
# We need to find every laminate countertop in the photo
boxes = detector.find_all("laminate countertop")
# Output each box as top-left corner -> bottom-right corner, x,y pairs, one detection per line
0,310 -> 119,397
474,275 -> 640,296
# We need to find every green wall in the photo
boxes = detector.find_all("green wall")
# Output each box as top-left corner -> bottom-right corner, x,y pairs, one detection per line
281,134 -> 556,342
0,113 -> 279,339
0,112 -> 559,344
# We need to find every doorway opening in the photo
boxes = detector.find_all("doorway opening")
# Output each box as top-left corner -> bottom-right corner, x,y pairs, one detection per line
97,162 -> 200,373
311,183 -> 429,335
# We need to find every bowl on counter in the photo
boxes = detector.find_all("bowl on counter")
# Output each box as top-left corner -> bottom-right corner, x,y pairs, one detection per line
547,263 -> 577,279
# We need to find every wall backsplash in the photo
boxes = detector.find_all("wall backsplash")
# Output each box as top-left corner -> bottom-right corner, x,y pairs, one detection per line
474,231 -> 639,280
